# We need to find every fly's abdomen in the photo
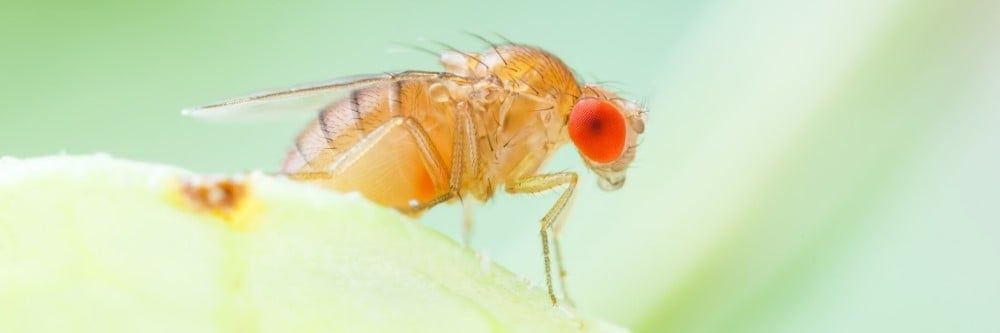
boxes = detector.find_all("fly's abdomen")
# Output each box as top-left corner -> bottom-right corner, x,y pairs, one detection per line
281,81 -> 457,211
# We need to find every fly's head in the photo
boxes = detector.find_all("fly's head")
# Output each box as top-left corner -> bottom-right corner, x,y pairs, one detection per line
567,85 -> 646,191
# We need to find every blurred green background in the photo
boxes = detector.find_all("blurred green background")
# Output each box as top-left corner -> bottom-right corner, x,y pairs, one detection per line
2,0 -> 998,332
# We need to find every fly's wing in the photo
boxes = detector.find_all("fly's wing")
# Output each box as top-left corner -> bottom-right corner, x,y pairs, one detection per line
182,70 -> 470,121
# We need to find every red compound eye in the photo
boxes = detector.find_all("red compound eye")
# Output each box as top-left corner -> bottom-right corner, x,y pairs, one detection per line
568,98 -> 626,164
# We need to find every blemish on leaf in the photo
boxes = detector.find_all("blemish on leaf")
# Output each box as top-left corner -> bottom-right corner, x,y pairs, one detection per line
173,175 -> 262,230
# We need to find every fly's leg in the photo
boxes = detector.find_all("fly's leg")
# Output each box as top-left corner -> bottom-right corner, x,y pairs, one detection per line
461,201 -> 475,246
410,76 -> 480,241
553,236 -> 574,306
450,105 -> 478,245
397,103 -> 478,224
399,117 -> 451,192
505,172 -> 578,306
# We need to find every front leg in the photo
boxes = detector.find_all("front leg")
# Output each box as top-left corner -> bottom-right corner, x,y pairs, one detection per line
505,172 -> 578,306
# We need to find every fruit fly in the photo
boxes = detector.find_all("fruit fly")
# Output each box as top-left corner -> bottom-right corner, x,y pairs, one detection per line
184,41 -> 646,306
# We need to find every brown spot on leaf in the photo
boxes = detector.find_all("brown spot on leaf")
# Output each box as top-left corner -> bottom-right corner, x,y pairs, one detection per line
177,175 -> 261,230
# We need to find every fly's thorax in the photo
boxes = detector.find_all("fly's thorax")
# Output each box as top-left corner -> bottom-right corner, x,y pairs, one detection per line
440,44 -> 581,109
437,44 -> 589,195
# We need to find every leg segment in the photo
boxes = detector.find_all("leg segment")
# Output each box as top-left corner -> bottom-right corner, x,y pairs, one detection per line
553,236 -> 574,306
450,106 -> 478,245
461,200 -> 475,246
505,172 -> 578,306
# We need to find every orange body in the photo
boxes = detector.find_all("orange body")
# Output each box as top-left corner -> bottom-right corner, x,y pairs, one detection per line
281,45 -> 581,213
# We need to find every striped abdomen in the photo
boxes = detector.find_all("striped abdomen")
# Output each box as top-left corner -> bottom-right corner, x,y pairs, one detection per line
281,80 -> 457,211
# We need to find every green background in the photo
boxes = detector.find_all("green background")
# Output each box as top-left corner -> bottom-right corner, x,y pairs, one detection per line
2,0 -> 998,332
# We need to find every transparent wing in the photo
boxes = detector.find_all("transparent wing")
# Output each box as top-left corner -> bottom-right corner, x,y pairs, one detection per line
182,70 -> 469,120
